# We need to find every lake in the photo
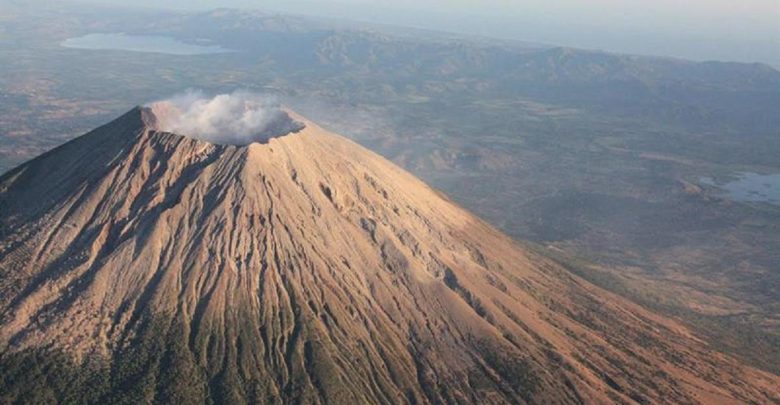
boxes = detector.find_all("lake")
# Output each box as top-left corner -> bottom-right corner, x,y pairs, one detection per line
61,33 -> 232,55
701,172 -> 780,205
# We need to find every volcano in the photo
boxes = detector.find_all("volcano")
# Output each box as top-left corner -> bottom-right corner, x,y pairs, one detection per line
0,106 -> 777,404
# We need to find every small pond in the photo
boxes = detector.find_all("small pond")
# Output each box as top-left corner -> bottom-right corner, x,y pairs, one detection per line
701,172 -> 780,205
61,33 -> 232,55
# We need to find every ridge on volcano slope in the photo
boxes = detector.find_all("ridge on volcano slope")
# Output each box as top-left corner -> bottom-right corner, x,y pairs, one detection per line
0,105 -> 778,404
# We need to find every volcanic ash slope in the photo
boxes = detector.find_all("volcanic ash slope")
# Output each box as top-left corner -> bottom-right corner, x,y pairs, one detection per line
0,107 -> 778,404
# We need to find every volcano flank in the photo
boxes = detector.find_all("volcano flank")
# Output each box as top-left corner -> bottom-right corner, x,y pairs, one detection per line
0,106 -> 777,404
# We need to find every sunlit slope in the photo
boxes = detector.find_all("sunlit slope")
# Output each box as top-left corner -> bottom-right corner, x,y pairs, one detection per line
0,108 -> 777,404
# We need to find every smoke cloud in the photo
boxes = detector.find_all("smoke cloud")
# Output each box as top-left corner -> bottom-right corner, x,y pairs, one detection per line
147,90 -> 304,145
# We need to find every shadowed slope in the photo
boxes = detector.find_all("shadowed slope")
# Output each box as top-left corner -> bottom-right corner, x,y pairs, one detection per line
0,108 -> 778,404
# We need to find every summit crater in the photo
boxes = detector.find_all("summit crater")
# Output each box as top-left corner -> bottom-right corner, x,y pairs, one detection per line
145,91 -> 305,146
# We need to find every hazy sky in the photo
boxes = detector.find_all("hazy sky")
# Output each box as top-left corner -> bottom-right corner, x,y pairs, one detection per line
91,0 -> 780,65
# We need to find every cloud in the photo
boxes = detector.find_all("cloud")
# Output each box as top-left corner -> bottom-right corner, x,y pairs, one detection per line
147,90 -> 304,145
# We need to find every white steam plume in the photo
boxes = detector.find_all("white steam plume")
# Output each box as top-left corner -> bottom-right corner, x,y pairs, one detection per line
146,90 -> 304,145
